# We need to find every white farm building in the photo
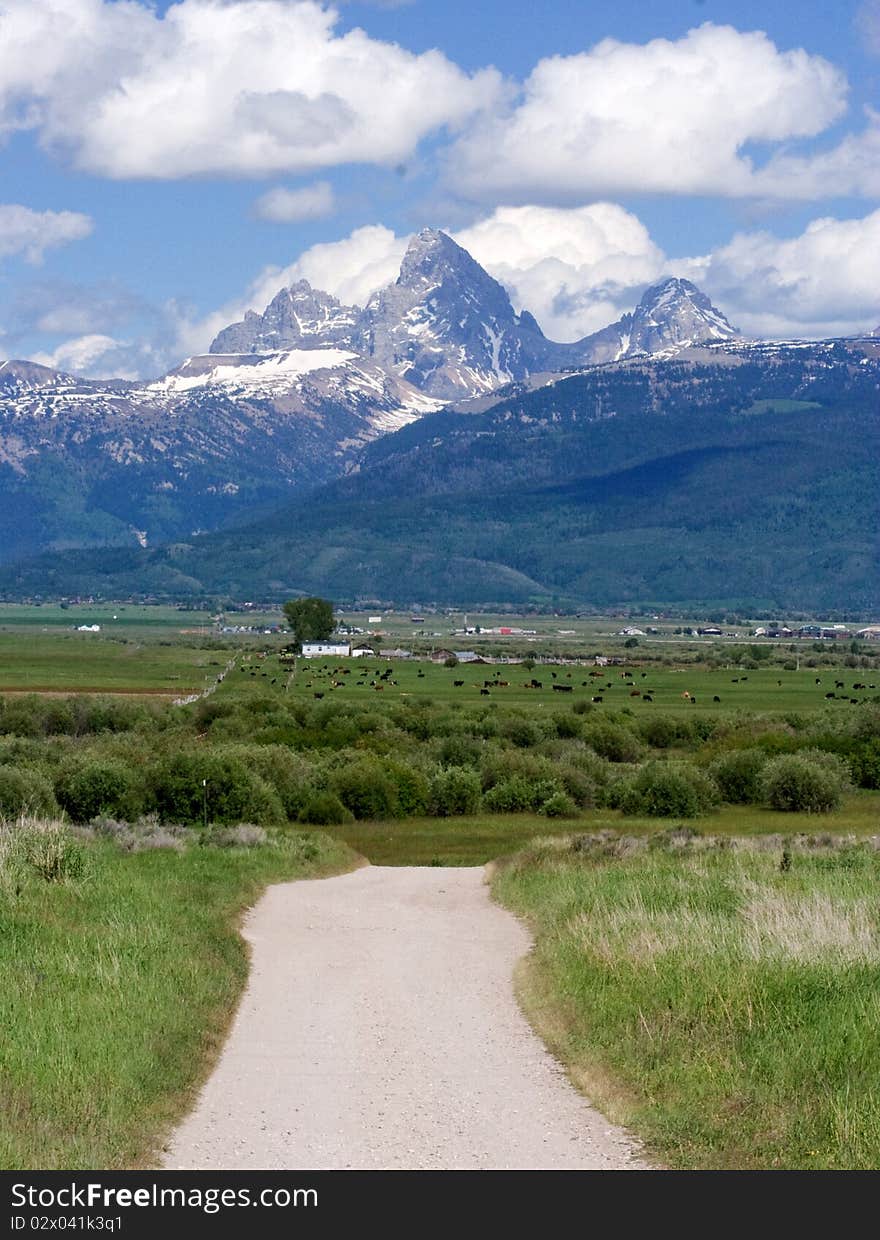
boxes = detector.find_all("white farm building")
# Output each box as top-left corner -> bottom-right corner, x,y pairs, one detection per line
301,642 -> 351,658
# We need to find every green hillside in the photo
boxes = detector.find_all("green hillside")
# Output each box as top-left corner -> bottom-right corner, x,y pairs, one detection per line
1,352 -> 877,610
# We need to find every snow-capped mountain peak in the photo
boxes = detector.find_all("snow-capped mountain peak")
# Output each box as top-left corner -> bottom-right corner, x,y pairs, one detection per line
627,277 -> 741,352
210,280 -> 361,355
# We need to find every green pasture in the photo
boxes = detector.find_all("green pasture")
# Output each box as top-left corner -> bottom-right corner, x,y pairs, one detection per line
227,652 -> 877,715
0,633 -> 215,693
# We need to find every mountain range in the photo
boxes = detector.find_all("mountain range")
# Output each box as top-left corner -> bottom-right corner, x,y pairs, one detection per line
0,229 -> 877,609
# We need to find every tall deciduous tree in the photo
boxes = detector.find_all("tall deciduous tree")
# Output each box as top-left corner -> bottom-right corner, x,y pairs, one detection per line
282,597 -> 335,650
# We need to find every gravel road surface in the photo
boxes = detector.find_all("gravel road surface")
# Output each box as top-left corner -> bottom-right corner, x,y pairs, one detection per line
164,865 -> 648,1170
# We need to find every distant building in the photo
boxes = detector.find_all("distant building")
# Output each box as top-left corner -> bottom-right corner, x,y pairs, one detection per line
856,626 -> 880,640
351,646 -> 375,658
384,647 -> 413,659
430,649 -> 457,663
301,642 -> 350,658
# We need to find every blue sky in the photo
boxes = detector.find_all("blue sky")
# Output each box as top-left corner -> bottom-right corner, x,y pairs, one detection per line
1,0 -> 878,377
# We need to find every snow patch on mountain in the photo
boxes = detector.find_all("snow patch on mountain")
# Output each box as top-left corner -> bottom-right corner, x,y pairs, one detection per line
152,348 -> 359,394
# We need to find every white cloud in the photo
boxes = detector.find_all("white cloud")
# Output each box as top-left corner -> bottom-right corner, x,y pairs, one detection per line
33,333 -> 127,375
163,224 -> 407,363
0,0 -> 501,178
254,181 -> 336,223
455,204 -> 666,340
450,23 -> 849,200
749,110 -> 880,200
0,203 -> 92,263
694,209 -> 880,337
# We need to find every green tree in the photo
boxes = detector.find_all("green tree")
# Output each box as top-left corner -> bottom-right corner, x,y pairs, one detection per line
282,597 -> 335,651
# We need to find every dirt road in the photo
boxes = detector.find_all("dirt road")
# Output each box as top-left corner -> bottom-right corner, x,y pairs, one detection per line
163,865 -> 648,1170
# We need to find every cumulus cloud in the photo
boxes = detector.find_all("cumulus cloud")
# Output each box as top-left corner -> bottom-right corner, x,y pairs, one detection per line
693,209 -> 880,338
450,23 -> 850,201
455,204 -> 666,340
254,181 -> 336,223
0,203 -> 92,263
32,333 -> 133,377
0,0 -> 501,178
749,110 -> 880,199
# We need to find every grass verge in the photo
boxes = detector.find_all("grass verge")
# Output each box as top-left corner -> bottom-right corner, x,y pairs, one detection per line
492,831 -> 880,1169
0,823 -> 357,1170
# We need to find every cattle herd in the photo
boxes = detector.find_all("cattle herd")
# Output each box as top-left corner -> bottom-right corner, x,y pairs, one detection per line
235,655 -> 880,708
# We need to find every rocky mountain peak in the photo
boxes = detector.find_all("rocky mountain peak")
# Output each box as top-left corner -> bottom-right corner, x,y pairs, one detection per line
209,280 -> 362,355
204,233 -> 744,398
363,229 -> 531,399
627,276 -> 741,352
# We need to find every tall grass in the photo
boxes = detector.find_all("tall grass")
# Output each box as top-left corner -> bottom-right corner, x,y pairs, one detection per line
493,833 -> 880,1169
0,817 -> 355,1169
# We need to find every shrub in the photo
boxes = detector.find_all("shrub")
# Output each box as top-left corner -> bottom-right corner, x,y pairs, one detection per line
149,753 -> 285,826
581,720 -> 644,763
330,759 -> 399,820
555,764 -> 597,809
552,712 -> 582,740
214,744 -> 316,818
428,766 -> 482,816
709,748 -> 768,804
761,753 -> 849,813
436,734 -> 482,768
611,761 -> 719,818
483,777 -> 538,813
55,758 -> 142,823
0,765 -> 57,819
849,739 -> 880,789
500,717 -> 543,749
209,824 -> 269,848
383,761 -> 430,817
539,791 -> 578,818
297,792 -> 352,826
638,713 -> 681,749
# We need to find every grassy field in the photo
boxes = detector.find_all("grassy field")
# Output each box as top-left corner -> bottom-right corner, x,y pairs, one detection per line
0,633 -> 223,694
0,603 -> 215,634
238,651 -> 877,715
0,822 -> 356,1170
329,793 -> 880,865
493,834 -> 880,1169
